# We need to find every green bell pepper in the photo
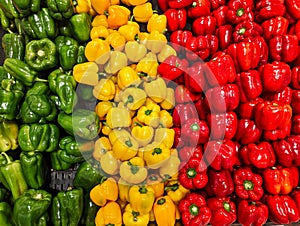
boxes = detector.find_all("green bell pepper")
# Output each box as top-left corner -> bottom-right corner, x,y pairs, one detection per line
18,123 -> 60,152
58,109 -> 101,140
55,35 -> 78,51
21,8 -> 57,39
80,193 -> 99,226
18,82 -> 57,124
0,120 -> 18,152
20,151 -> 48,189
13,189 -> 52,226
0,202 -> 14,226
50,187 -> 83,226
58,136 -> 85,164
0,8 -> 10,30
76,84 -> 96,102
48,68 -> 77,114
25,38 -> 58,72
69,13 -> 91,42
46,0 -> 74,20
0,154 -> 12,190
12,0 -> 41,17
2,32 -> 25,61
50,149 -> 72,171
3,58 -> 47,86
0,0 -> 19,19
58,20 -> 73,37
0,152 -> 28,201
77,45 -> 87,64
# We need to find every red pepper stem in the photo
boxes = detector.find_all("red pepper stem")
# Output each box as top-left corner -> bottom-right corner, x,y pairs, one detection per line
192,1 -> 197,7
187,168 -> 197,179
190,123 -> 200,131
236,8 -> 244,17
223,202 -> 231,212
243,180 -> 254,190
189,204 -> 200,216
238,27 -> 246,35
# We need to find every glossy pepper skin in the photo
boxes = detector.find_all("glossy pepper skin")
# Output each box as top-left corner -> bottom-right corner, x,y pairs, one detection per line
167,0 -> 193,9
80,193 -> 100,226
69,13 -> 91,42
157,55 -> 188,81
234,119 -> 262,145
128,185 -> 155,214
216,24 -> 233,50
226,0 -> 254,24
164,8 -> 187,32
1,32 -> 25,61
13,189 -> 52,226
0,120 -> 18,152
46,0 -> 74,20
187,0 -> 211,18
170,30 -> 193,53
269,35 -> 298,62
285,0 -> 300,19
254,0 -> 286,21
184,62 -> 208,93
192,15 -> 217,36
181,118 -> 210,146
172,103 -> 198,127
0,201 -> 14,226
0,0 -> 20,19
49,149 -> 72,171
262,16 -> 289,40
178,192 -> 212,226
153,196 -> 176,226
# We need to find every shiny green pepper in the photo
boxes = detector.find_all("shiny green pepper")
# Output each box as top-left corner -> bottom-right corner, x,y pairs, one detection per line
0,202 -> 14,226
46,0 -> 74,20
69,13 -> 91,42
2,32 -> 25,61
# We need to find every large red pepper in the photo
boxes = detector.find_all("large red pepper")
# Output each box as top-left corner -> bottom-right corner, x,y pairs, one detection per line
216,24 -> 233,50
203,139 -> 239,171
239,141 -> 276,169
233,21 -> 263,43
291,90 -> 300,115
292,189 -> 300,214
157,55 -> 188,81
210,0 -> 226,9
179,145 -> 203,163
262,16 -> 289,40
192,15 -> 217,36
205,169 -> 234,198
262,166 -> 299,195
181,118 -> 210,146
292,115 -> 300,134
173,127 -> 183,149
184,62 -> 208,93
212,6 -> 228,27
187,0 -> 211,18
167,0 -> 193,9
207,111 -> 238,140
263,86 -> 292,105
238,97 -> 264,119
254,101 -> 292,131
170,30 -> 193,53
237,200 -> 269,226
178,157 -> 208,190
226,0 -> 254,24
157,0 -> 168,11
194,96 -> 210,120
285,0 -> 300,19
269,35 -> 298,62
233,167 -> 264,201
234,119 -> 262,145
178,192 -> 212,226
264,195 -> 300,224
172,103 -> 198,127
254,0 -> 286,22
174,85 -> 199,103
206,197 -> 236,226
291,66 -> 300,89
164,9 -> 187,32
244,36 -> 269,66
263,120 -> 291,141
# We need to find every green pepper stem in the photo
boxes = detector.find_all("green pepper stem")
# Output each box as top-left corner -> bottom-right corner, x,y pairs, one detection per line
139,186 -> 148,194
157,197 -> 166,205
130,165 -> 139,175
35,78 -> 48,83
190,123 -> 200,131
134,121 -> 143,127
189,204 -> 199,216
125,138 -> 133,147
145,109 -> 152,115
1,152 -> 11,164
236,8 -> 245,17
238,27 -> 246,35
243,180 -> 254,191
165,183 -> 179,192
152,147 -> 162,155
223,202 -> 231,212
124,95 -> 134,106
187,168 -> 197,179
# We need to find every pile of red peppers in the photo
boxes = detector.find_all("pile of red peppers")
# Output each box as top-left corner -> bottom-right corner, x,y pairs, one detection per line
157,0 -> 300,225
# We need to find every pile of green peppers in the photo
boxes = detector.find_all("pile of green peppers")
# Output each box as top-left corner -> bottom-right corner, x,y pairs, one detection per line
0,0 -> 104,225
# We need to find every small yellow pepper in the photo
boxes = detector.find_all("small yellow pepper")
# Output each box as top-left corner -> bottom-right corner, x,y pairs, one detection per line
95,101 -> 114,120
124,41 -> 147,63
73,62 -> 99,86
146,31 -> 167,54
119,87 -> 147,111
120,157 -> 148,185
159,110 -> 173,128
104,50 -> 128,74
157,44 -> 177,63
154,127 -> 174,149
93,78 -> 116,101
90,0 -> 110,15
95,201 -> 122,226
90,25 -> 110,40
101,123 -> 112,135
138,32 -> 149,45
129,185 -> 155,214
92,15 -> 108,27
159,155 -> 180,181
160,88 -> 175,110
106,107 -> 132,128
100,151 -> 120,175
118,23 -> 140,42
145,97 -> 156,106
137,103 -> 161,128
106,5 -> 130,29
153,195 -> 176,226
133,2 -> 153,23
85,39 -> 110,64
142,142 -> 171,169
147,14 -> 167,33
118,178 -> 131,202
117,66 -> 141,89
105,32 -> 126,51
90,177 -> 118,206
146,174 -> 165,198
144,77 -> 167,103
131,123 -> 154,147
121,0 -> 147,6
117,102 -> 136,118
93,136 -> 112,161
165,180 -> 190,204
75,0 -> 97,16
123,203 -> 150,226
135,52 -> 159,78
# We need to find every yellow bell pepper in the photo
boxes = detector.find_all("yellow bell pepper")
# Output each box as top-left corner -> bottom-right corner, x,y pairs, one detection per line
144,77 -> 167,103
106,5 -> 130,29
145,97 -> 156,106
119,157 -> 148,185
146,174 -> 165,198
131,123 -> 154,147
105,32 -> 126,51
101,123 -> 112,135
133,2 -> 153,23
121,0 -> 147,6
147,14 -> 167,33
100,150 -> 120,175
135,52 -> 159,78
95,101 -> 114,120
118,178 -> 131,202
123,203 -> 150,226
138,32 -> 149,45
117,102 -> 136,118
117,66 -> 141,89
91,0 -> 110,15
93,136 -> 112,161
92,15 -> 108,27
146,31 -> 167,54
124,41 -> 147,63
142,142 -> 171,169
157,44 -> 177,62
95,201 -> 122,226
153,195 -> 176,226
90,177 -> 118,206
118,23 -> 140,42
154,127 -> 174,149
93,78 -> 116,101
75,0 -> 97,15
137,103 -> 161,128
129,185 -> 155,214
165,181 -> 190,204
90,25 -> 110,40
104,50 -> 128,74
159,155 -> 180,181
85,39 -> 110,64
160,88 -> 175,110
159,110 -> 173,128
106,107 -> 132,128
119,87 -> 147,111
73,62 -> 99,86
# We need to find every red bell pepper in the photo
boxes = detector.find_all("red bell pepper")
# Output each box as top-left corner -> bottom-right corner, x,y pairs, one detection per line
167,0 -> 193,9
262,16 -> 289,40
285,0 -> 300,19
291,66 -> 300,89
205,84 -> 240,113
236,70 -> 262,103
254,0 -> 286,22
187,0 -> 211,18
184,62 -> 208,93
179,145 -> 203,163
157,0 -> 168,11
174,85 -> 199,103
291,90 -> 300,115
226,0 -> 254,24
263,120 -> 291,141
210,0 -> 226,9
178,192 -> 212,226
263,86 -> 292,105
212,6 -> 228,27
205,52 -> 236,87
205,169 -> 234,198
272,135 -> 300,167
254,101 -> 292,131
173,127 -> 184,149
194,96 -> 210,120
244,36 -> 269,66
203,139 -> 239,171
233,21 -> 263,43
262,166 -> 299,195
178,157 -> 208,190
181,118 -> 210,146
164,9 -> 187,32
233,167 -> 264,202
157,55 -> 188,81
207,111 -> 238,140
292,189 -> 300,214
216,24 -> 233,50
269,35 -> 298,62
238,97 -> 264,119
170,30 -> 193,53
237,200 -> 269,226
206,197 -> 237,226
292,115 -> 300,134
172,103 -> 198,127
264,195 -> 300,224
239,141 -> 276,169
234,119 -> 262,145
192,15 -> 217,36
289,20 -> 300,41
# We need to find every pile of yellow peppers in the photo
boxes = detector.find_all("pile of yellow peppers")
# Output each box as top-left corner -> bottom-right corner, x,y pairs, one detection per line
72,0 -> 191,225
